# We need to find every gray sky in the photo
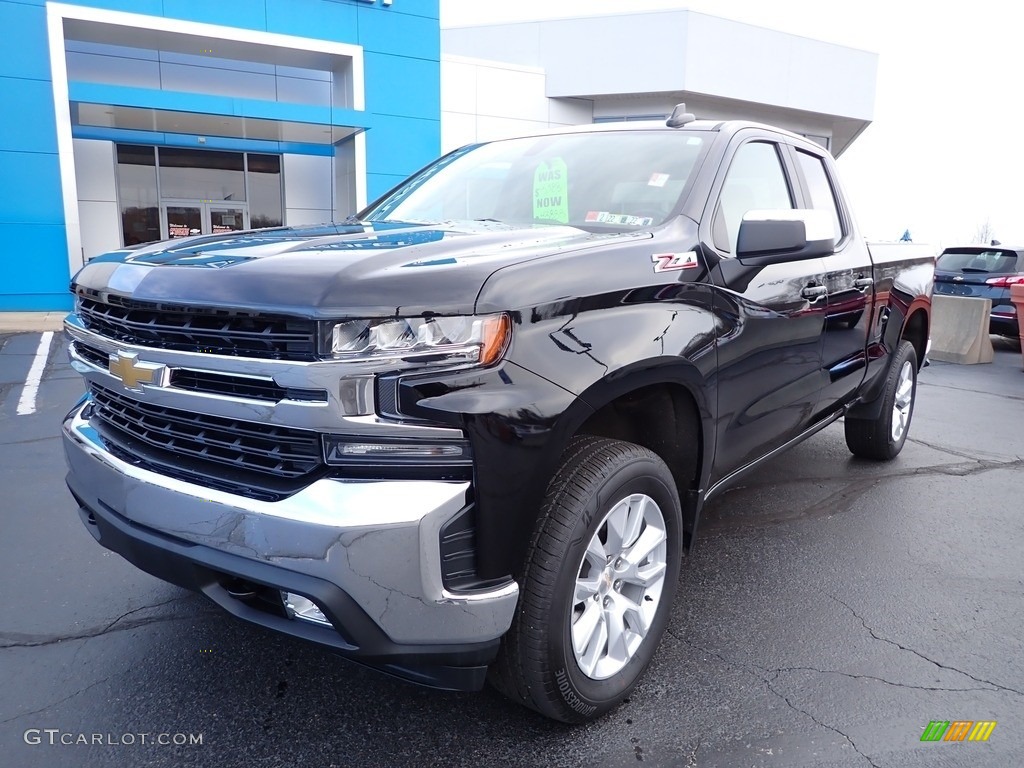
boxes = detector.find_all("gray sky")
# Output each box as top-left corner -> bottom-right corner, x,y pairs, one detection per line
441,0 -> 1020,248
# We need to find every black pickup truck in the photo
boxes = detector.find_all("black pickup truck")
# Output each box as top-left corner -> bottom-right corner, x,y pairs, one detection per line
62,110 -> 934,723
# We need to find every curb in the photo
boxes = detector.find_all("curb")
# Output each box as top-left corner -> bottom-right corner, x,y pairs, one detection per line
0,312 -> 67,333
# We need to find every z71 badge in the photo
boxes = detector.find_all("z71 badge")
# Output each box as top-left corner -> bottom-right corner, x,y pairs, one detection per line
652,251 -> 698,272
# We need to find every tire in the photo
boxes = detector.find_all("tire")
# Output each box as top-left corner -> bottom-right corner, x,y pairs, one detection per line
845,339 -> 918,460
488,435 -> 683,723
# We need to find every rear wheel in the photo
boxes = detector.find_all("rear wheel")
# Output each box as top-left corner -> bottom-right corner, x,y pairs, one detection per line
489,436 -> 683,723
845,340 -> 918,460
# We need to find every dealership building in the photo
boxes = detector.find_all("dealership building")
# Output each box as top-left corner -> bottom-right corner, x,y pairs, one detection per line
0,0 -> 876,311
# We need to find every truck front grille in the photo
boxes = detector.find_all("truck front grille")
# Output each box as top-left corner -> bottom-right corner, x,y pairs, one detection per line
77,293 -> 317,361
168,369 -> 328,403
71,342 -> 327,404
88,384 -> 323,481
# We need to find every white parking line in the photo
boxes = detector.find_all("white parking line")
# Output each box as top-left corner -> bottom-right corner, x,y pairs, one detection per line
16,332 -> 54,416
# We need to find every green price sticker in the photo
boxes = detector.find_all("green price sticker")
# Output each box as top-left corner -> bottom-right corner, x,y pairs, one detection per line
533,159 -> 569,223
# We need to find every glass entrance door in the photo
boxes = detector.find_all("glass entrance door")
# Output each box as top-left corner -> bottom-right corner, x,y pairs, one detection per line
161,203 -> 248,239
164,204 -> 203,239
209,206 -> 246,235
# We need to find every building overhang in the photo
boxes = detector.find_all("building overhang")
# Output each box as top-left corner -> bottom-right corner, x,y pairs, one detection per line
68,83 -> 368,146
443,9 -> 877,156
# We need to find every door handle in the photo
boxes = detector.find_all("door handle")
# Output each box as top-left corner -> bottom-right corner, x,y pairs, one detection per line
853,277 -> 874,291
801,285 -> 828,300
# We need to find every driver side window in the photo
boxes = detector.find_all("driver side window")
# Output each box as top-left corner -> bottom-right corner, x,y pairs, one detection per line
712,142 -> 794,253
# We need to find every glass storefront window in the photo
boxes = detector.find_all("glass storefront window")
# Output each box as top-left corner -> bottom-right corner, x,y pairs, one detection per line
114,146 -> 285,246
158,148 -> 245,202
116,145 -> 160,245
247,154 -> 283,229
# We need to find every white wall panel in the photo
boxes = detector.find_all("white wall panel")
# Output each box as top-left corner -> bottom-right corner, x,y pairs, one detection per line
334,141 -> 357,217
441,59 -> 477,115
442,56 -> 592,153
283,153 -> 334,211
475,116 -> 552,142
78,200 -> 121,259
475,65 -> 548,123
549,98 -> 592,125
284,208 -> 333,226
73,139 -> 116,202
74,139 -> 121,259
440,112 -> 477,153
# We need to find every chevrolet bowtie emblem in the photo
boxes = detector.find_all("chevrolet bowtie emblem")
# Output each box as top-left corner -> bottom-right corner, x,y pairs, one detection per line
108,352 -> 168,392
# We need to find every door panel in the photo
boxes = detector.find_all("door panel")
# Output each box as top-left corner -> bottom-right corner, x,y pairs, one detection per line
792,149 -> 872,414
710,257 -> 828,479
704,137 -> 828,481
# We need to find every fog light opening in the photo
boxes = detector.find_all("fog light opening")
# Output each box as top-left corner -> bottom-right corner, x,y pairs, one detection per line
281,591 -> 333,628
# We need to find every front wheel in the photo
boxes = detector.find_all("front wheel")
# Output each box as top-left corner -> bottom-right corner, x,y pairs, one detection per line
489,436 -> 683,723
845,339 -> 918,460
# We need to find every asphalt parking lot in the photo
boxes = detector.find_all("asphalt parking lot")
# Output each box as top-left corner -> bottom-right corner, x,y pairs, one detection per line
1,330 -> 1021,768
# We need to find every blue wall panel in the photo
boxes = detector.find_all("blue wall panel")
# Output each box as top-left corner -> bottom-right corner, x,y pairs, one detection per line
57,0 -> 164,14
161,0 -> 268,32
364,52 -> 441,119
364,115 -> 439,178
0,0 -> 68,310
365,172 -> 412,205
0,77 -> 58,154
1,1 -> 52,81
385,0 -> 440,20
0,151 -> 64,225
0,223 -> 74,310
265,0 -> 358,41
357,5 -> 440,59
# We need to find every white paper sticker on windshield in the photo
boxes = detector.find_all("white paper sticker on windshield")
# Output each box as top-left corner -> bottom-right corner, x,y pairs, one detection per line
648,173 -> 670,187
585,211 -> 654,227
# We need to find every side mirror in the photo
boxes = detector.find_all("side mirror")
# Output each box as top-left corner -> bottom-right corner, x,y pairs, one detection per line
736,209 -> 835,266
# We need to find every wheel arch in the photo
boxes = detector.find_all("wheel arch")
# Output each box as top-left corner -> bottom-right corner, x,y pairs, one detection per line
901,304 -> 930,370
554,359 -> 714,548
461,359 -> 715,581
847,300 -> 929,421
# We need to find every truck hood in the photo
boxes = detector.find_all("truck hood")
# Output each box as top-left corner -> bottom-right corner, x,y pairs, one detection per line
72,221 -> 651,317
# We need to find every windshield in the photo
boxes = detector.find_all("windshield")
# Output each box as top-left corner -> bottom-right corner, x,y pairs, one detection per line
361,130 -> 707,230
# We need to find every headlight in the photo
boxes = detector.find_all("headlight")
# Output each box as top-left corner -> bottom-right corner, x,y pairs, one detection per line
326,313 -> 510,368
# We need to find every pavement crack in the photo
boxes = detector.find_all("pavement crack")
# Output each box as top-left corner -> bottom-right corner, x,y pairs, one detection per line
0,675 -> 113,725
916,457 -> 1024,478
764,675 -> 880,768
0,435 -> 62,447
830,595 -> 1024,698
97,595 -> 189,634
919,379 -> 1024,403
0,595 -> 213,649
774,666 -> 1000,694
905,437 -> 995,462
705,457 -> 1024,533
684,735 -> 702,768
676,633 -> 880,767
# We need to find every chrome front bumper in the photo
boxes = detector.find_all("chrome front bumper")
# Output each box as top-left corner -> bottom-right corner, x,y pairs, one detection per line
62,399 -> 518,648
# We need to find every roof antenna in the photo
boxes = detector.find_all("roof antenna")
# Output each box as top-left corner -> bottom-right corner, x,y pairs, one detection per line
666,103 -> 696,128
